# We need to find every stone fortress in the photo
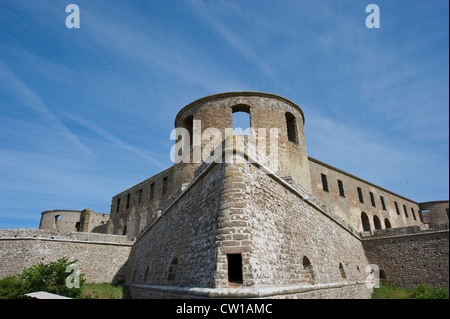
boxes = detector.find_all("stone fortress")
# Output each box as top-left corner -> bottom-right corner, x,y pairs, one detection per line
0,92 -> 448,298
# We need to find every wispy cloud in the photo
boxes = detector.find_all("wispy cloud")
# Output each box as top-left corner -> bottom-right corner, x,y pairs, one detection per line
62,112 -> 167,169
0,61 -> 95,158
186,0 -> 275,77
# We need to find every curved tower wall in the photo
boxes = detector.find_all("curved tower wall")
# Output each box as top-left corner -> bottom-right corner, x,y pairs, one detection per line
173,92 -> 312,192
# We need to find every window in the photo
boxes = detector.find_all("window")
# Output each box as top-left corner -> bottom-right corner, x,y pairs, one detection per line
380,196 -> 386,210
54,215 -> 61,227
384,218 -> 392,229
285,112 -> 299,144
150,183 -> 155,200
126,193 -> 130,209
122,225 -> 127,235
227,254 -> 243,285
361,212 -> 371,232
338,180 -> 345,197
168,257 -> 178,282
302,256 -> 316,284
321,174 -> 329,192
370,192 -> 376,207
138,189 -> 143,205
403,205 -> 409,218
232,105 -> 251,135
116,198 -> 121,214
339,263 -> 347,280
410,207 -> 417,220
394,201 -> 400,215
162,177 -> 168,195
373,215 -> 382,230
183,116 -> 194,145
357,187 -> 364,203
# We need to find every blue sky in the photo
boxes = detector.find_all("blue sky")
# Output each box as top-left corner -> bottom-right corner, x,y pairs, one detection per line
0,0 -> 448,229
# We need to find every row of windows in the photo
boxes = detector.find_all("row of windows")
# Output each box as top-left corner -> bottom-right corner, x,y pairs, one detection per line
320,173 -> 418,221
132,254 -> 354,285
182,106 -> 300,145
361,212 -> 391,232
115,177 -> 169,214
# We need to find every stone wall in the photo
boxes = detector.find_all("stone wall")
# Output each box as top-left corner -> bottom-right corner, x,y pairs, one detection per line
0,229 -> 132,283
362,223 -> 449,288
419,201 -> 449,225
126,136 -> 373,298
308,157 -> 422,233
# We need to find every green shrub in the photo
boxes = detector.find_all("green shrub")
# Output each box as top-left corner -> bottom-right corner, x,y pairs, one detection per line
0,257 -> 85,299
0,275 -> 26,299
410,284 -> 449,299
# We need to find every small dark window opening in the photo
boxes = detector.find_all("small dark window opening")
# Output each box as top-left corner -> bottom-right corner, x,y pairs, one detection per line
183,116 -> 194,146
385,218 -> 392,229
122,225 -> 127,235
403,205 -> 408,218
162,177 -> 168,195
370,192 -> 376,207
126,193 -> 130,209
116,198 -> 121,214
75,222 -> 80,231
54,215 -> 61,226
373,215 -> 382,230
357,187 -> 364,203
395,201 -> 400,215
361,212 -> 371,232
168,257 -> 178,282
227,254 -> 243,285
321,174 -> 329,192
338,180 -> 345,197
285,112 -> 299,145
138,189 -> 143,205
150,183 -> 155,200
339,263 -> 347,280
380,196 -> 386,210
411,208 -> 416,220
302,256 -> 316,284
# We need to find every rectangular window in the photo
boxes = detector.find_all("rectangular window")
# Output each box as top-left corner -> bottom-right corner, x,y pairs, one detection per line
338,180 -> 345,197
395,201 -> 400,215
162,177 -> 168,195
126,193 -> 130,209
380,196 -> 386,210
403,204 -> 409,218
227,254 -> 243,285
370,192 -> 376,207
321,174 -> 329,192
149,183 -> 155,200
138,189 -> 143,205
116,198 -> 121,214
411,207 -> 416,220
357,187 -> 364,203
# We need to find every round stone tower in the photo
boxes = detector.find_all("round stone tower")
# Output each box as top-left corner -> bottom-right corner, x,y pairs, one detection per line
173,92 -> 312,192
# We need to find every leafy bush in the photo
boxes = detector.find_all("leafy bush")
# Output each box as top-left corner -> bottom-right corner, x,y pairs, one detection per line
0,257 -> 85,299
409,284 -> 449,299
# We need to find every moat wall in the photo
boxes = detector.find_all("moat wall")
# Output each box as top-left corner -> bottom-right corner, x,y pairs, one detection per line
0,229 -> 132,283
362,223 -> 449,288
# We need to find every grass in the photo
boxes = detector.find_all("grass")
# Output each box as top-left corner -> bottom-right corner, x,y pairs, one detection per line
79,282 -> 131,299
372,283 -> 449,299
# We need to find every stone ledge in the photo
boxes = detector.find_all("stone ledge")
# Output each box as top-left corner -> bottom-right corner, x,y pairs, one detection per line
128,280 -> 371,299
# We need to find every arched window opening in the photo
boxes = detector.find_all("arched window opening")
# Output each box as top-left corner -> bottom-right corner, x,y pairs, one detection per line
373,215 -> 382,230
168,257 -> 178,283
232,105 -> 251,135
384,218 -> 392,229
54,215 -> 61,227
285,112 -> 299,145
339,263 -> 347,280
183,116 -> 194,145
361,212 -> 371,232
302,256 -> 316,284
